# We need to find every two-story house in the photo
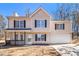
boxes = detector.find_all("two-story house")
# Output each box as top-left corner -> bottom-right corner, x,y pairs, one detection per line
4,7 -> 72,45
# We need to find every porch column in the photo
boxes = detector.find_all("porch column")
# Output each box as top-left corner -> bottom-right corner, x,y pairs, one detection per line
24,32 -> 26,45
5,32 -> 6,45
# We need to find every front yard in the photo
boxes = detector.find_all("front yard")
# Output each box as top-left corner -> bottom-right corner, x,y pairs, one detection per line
0,46 -> 60,56
0,39 -> 79,56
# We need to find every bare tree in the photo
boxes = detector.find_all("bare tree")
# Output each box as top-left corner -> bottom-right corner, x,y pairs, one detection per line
70,4 -> 79,39
26,8 -> 30,18
56,4 -> 65,20
0,15 -> 6,38
55,3 -> 72,20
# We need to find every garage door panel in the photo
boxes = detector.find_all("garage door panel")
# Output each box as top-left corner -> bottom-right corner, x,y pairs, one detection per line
51,34 -> 71,43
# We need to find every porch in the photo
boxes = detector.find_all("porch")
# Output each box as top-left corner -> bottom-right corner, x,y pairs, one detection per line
4,29 -> 49,45
5,32 -> 33,45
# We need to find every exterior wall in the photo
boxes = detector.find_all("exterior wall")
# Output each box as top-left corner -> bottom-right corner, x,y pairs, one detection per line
31,9 -> 51,32
8,17 -> 31,29
26,20 -> 32,29
29,9 -> 51,44
49,20 -> 72,43
8,19 -> 14,28
50,20 -> 72,33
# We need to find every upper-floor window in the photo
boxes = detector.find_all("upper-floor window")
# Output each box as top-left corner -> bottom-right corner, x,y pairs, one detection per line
35,20 -> 47,28
14,20 -> 26,28
55,24 -> 65,30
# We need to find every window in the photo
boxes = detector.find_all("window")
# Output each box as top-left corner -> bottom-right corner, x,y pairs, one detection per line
55,24 -> 64,30
14,20 -> 26,28
35,34 -> 46,41
35,20 -> 47,28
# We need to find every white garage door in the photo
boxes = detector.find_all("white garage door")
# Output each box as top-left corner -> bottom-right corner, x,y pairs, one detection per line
51,34 -> 72,43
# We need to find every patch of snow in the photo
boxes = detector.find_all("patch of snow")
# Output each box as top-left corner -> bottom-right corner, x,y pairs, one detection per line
49,44 -> 79,56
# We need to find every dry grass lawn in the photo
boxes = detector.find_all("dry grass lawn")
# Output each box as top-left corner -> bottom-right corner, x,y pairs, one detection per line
71,39 -> 79,44
71,39 -> 79,46
0,46 -> 60,56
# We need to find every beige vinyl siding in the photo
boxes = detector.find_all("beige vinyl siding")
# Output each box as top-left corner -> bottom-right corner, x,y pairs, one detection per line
50,20 -> 72,33
31,8 -> 51,32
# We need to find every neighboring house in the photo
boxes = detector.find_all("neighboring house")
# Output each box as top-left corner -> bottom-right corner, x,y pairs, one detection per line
5,7 -> 72,45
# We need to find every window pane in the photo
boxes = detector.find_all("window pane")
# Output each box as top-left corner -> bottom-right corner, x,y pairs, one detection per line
36,34 -> 46,41
37,34 -> 41,41
41,34 -> 45,41
55,24 -> 64,30
20,21 -> 24,28
36,20 -> 45,28
40,20 -> 45,27
37,20 -> 40,27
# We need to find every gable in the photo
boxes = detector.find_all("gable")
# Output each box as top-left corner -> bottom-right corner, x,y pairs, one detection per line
30,8 -> 50,18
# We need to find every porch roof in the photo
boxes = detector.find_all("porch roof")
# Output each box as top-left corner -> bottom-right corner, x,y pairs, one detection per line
5,28 -> 32,30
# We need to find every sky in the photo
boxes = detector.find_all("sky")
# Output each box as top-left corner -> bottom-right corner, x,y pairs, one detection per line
0,3 -> 60,16
0,3 -> 61,27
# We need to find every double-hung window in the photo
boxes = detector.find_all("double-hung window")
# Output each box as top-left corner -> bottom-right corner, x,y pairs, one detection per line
35,34 -> 46,41
14,20 -> 25,28
55,24 -> 65,30
35,20 -> 47,28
